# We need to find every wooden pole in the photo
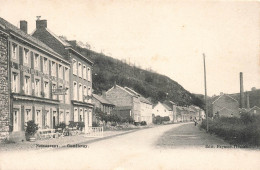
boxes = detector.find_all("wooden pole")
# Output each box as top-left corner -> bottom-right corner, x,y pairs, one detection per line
203,53 -> 208,132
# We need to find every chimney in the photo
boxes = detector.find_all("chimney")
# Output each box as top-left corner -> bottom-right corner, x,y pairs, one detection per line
246,91 -> 250,109
240,72 -> 245,108
36,19 -> 47,29
20,20 -> 27,34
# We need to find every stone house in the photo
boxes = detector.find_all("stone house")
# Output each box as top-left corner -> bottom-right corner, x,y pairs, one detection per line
105,84 -> 153,124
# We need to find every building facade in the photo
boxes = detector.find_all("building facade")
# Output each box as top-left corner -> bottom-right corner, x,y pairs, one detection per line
106,85 -> 153,124
0,17 -> 94,141
0,18 -> 75,141
32,19 -> 94,132
152,102 -> 173,121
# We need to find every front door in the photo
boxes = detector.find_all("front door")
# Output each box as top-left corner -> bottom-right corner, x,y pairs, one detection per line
13,109 -> 19,131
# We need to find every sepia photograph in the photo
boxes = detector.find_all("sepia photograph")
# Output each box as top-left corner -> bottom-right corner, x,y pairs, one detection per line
0,0 -> 260,169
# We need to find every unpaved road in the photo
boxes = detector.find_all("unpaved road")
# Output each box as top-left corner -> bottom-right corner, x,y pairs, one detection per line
1,123 -> 259,170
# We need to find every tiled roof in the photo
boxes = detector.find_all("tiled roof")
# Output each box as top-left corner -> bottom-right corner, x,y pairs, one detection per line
92,94 -> 114,105
0,17 -> 61,57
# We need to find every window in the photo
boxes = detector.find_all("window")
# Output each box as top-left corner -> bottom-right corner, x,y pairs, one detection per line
73,60 -> 77,75
83,65 -> 87,79
11,43 -> 17,60
12,72 -> 19,93
52,83 -> 57,100
43,58 -> 49,74
58,64 -> 63,79
83,85 -> 87,102
59,85 -> 64,103
64,67 -> 69,81
34,53 -> 40,69
24,109 -> 32,125
34,78 -> 41,97
45,109 -> 50,128
79,108 -> 83,122
23,48 -> 29,64
73,82 -> 78,100
87,87 -> 92,102
74,108 -> 78,122
78,62 -> 82,78
79,84 -> 82,101
87,67 -> 91,81
51,61 -> 56,77
44,81 -> 49,98
65,87 -> 70,104
24,76 -> 31,95
35,109 -> 42,129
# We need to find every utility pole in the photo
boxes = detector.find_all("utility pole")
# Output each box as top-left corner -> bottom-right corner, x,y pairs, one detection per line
203,53 -> 208,132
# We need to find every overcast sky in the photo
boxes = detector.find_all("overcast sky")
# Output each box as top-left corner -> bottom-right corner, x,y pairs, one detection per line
1,0 -> 259,96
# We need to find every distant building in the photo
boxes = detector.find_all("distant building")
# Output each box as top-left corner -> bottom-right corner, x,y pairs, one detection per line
92,94 -> 115,114
210,94 -> 239,117
152,102 -> 173,121
106,84 -> 153,124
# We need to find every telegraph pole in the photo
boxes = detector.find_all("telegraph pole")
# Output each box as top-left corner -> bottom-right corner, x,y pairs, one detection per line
203,53 -> 208,132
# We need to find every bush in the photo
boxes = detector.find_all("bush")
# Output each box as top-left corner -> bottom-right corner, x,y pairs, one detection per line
200,114 -> 260,146
77,122 -> 85,131
56,122 -> 66,130
92,122 -> 100,127
25,120 -> 38,136
140,121 -> 147,126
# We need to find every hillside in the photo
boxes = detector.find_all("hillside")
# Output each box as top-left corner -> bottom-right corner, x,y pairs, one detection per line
70,42 -> 204,108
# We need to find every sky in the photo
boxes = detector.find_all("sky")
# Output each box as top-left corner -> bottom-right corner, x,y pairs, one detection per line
1,0 -> 259,96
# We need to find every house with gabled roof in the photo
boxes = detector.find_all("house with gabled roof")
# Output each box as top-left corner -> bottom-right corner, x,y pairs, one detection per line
92,94 -> 115,114
105,84 -> 153,124
210,93 -> 239,117
153,102 -> 173,121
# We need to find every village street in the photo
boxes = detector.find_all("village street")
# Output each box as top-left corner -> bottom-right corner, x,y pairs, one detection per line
1,123 -> 260,170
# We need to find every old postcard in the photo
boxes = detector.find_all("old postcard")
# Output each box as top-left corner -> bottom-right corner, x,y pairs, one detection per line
0,0 -> 259,169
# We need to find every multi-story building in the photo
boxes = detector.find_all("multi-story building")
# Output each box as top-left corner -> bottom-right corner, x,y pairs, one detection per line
32,19 -> 94,131
0,17 -> 94,142
0,18 -> 72,141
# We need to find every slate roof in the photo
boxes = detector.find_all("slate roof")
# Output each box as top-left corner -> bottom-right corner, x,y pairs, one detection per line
92,94 -> 114,106
0,17 -> 62,58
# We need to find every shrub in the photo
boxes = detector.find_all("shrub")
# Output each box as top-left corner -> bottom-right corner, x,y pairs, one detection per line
92,121 -> 100,127
56,122 -> 66,130
68,121 -> 77,128
140,121 -> 147,126
25,120 -> 38,136
200,114 -> 260,146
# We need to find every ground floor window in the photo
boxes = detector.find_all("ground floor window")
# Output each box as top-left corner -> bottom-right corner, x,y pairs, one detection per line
13,109 -> 20,131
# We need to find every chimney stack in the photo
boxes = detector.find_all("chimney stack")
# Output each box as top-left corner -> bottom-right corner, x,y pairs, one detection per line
20,20 -> 27,34
240,72 -> 245,108
36,19 -> 47,29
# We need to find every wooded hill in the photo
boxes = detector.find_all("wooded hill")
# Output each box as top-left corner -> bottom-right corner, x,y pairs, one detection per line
70,42 -> 204,108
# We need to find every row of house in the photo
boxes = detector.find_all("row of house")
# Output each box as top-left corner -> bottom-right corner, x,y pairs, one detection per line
91,84 -> 205,124
0,17 -> 94,141
153,101 -> 205,122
